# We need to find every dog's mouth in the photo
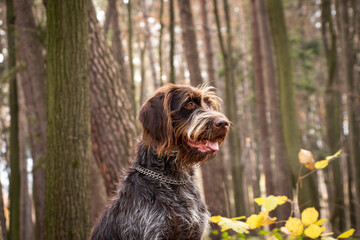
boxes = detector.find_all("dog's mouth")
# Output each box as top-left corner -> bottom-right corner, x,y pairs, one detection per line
186,139 -> 219,153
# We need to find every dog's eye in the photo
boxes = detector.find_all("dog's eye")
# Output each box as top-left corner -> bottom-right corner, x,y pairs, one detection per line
184,102 -> 195,110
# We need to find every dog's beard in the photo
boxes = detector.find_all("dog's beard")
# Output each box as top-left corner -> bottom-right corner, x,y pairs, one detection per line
171,111 -> 228,168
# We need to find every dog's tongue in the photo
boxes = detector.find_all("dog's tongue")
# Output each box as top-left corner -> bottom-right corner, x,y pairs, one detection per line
187,139 -> 220,153
206,140 -> 219,151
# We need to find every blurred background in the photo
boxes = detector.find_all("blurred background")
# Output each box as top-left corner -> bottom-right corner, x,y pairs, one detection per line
0,0 -> 359,239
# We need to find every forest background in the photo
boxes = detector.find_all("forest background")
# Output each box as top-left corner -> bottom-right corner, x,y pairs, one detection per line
0,0 -> 359,239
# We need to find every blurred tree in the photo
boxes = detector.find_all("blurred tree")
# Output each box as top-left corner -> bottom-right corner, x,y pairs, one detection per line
111,1 -> 130,91
169,0 -> 176,83
7,0 -> 20,238
13,0 -> 47,237
200,0 -> 231,230
44,0 -> 91,238
267,0 -> 319,210
158,0 -> 164,86
200,0 -> 216,86
178,0 -> 202,86
140,0 -> 159,89
337,0 -> 360,231
321,0 -> 345,233
127,0 -> 135,100
88,1 -> 137,196
256,0 -> 293,219
0,176 -> 7,240
249,0 -> 273,199
213,0 -> 245,216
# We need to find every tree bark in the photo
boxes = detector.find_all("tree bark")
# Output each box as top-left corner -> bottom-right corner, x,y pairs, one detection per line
169,0 -> 176,84
90,158 -> 106,226
111,0 -> 130,92
127,0 -> 135,99
200,0 -> 216,86
13,0 -> 47,237
213,0 -> 245,216
140,0 -> 159,89
159,0 -> 164,86
44,0 -> 91,238
18,86 -> 34,240
321,0 -> 345,233
337,0 -> 360,231
266,0 -> 319,211
7,0 -> 20,238
88,1 -> 138,196
250,0 -> 273,198
0,176 -> 7,240
257,0 -> 293,219
178,0 -> 203,86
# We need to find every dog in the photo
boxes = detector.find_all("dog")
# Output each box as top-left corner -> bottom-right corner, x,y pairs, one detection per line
90,84 -> 230,240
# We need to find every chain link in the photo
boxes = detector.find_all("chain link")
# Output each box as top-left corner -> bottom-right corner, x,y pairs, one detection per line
134,165 -> 189,185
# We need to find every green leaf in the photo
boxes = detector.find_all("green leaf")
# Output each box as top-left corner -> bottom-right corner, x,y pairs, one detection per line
212,229 -> 219,235
259,229 -> 270,236
271,232 -> 283,240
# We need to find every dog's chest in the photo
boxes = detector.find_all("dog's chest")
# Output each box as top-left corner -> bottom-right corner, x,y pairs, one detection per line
165,182 -> 210,239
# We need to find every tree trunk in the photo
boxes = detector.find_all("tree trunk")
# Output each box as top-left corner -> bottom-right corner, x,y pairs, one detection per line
200,0 -> 230,226
213,0 -> 245,216
250,0 -> 273,198
13,0 -> 47,237
266,0 -> 319,211
321,0 -> 345,233
169,0 -> 176,84
0,175 -> 7,240
159,0 -> 164,86
200,0 -> 216,86
140,0 -> 159,89
127,0 -> 135,99
44,0 -> 91,238
178,0 -> 202,86
88,1 -> 138,196
257,0 -> 293,219
111,0 -> 130,92
139,38 -> 147,105
18,86 -> 34,240
7,0 -> 20,238
90,158 -> 106,226
337,0 -> 360,231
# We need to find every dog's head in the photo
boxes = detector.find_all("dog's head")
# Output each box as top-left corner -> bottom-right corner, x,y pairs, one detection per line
138,84 -> 230,167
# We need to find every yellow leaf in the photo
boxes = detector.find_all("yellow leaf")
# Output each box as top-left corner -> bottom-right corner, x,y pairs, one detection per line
285,217 -> 304,236
254,197 -> 266,206
211,216 -> 249,234
301,207 -> 319,226
315,159 -> 329,169
277,196 -> 288,205
337,228 -> 355,238
210,216 -> 222,223
314,218 -> 327,226
304,224 -> 325,239
298,149 -> 315,170
246,212 -> 275,229
325,149 -> 342,160
264,195 -> 278,212
231,216 -> 246,220
246,214 -> 265,229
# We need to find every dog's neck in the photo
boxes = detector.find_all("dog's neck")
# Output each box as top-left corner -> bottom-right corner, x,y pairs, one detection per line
134,142 -> 193,178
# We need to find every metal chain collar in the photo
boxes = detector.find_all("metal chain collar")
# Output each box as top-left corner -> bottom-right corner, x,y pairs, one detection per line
134,165 -> 189,185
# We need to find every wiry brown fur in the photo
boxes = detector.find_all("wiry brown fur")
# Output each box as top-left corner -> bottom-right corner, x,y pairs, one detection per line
138,83 -> 229,168
90,84 -> 230,240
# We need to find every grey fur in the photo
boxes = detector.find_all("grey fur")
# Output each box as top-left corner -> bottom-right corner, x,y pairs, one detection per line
90,144 -> 210,240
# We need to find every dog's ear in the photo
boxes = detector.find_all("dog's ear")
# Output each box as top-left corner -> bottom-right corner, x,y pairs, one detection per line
138,90 -> 173,154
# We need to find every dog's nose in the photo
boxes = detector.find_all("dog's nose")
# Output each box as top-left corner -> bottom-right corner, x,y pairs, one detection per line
213,118 -> 229,129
